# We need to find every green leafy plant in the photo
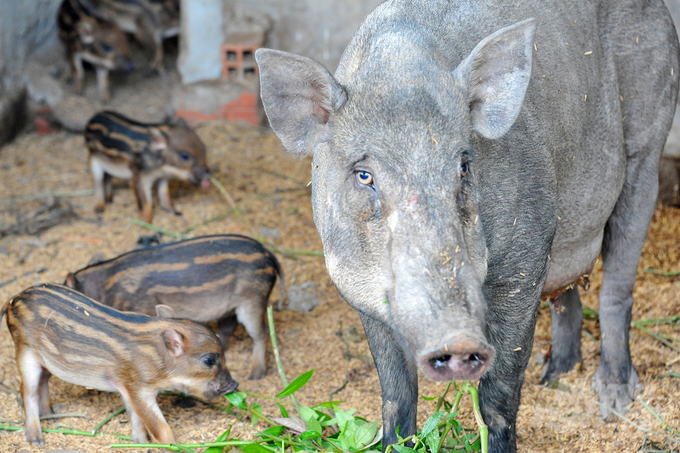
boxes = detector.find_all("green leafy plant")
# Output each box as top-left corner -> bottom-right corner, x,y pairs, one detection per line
110,307 -> 488,453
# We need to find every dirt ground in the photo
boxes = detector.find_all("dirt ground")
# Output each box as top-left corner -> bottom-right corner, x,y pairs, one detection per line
0,120 -> 678,453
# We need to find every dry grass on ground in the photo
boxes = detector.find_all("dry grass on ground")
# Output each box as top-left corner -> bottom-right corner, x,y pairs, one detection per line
0,122 -> 678,452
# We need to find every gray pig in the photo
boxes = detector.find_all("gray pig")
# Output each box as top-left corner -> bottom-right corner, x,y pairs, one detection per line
256,1 -> 679,452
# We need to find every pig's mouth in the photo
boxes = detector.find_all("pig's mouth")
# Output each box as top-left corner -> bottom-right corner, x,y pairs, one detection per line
205,378 -> 239,399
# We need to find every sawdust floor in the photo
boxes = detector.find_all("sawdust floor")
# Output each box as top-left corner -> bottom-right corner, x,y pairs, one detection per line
0,122 -> 678,453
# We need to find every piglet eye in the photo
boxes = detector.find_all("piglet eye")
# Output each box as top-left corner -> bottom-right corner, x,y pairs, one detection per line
203,356 -> 215,367
460,163 -> 469,177
102,44 -> 112,53
179,153 -> 190,161
356,171 -> 373,186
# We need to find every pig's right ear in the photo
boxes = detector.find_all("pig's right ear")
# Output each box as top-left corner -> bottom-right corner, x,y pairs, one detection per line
162,329 -> 186,357
149,128 -> 169,152
156,304 -> 177,318
76,20 -> 96,45
256,49 -> 347,157
65,273 -> 76,288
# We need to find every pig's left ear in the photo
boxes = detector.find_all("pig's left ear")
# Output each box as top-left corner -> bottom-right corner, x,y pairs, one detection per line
149,128 -> 169,152
162,329 -> 186,357
156,304 -> 177,318
256,49 -> 347,157
455,18 -> 537,140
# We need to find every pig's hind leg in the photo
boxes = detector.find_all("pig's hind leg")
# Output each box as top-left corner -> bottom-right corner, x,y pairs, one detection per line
38,368 -> 54,416
235,303 -> 267,380
540,287 -> 583,385
17,350 -> 47,446
592,0 -> 679,420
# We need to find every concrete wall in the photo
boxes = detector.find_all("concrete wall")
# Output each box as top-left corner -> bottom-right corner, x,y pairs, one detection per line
179,0 -> 383,84
237,0 -> 382,71
0,0 -> 62,94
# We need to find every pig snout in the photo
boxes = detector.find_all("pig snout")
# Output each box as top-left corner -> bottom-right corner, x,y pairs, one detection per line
419,334 -> 494,381
192,166 -> 210,186
208,375 -> 239,398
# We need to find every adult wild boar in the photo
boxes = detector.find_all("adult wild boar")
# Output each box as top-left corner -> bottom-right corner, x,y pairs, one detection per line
256,1 -> 679,451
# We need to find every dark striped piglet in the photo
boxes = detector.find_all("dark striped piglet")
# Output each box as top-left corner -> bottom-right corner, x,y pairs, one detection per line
66,234 -> 284,380
0,284 -> 238,450
86,110 -> 210,224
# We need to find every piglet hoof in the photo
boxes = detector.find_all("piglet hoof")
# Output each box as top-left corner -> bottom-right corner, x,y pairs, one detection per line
174,210 -> 183,217
248,367 -> 266,381
94,202 -> 106,213
591,366 -> 643,421
26,433 -> 45,447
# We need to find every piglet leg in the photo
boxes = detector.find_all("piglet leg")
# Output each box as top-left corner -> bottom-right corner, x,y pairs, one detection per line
126,389 -> 175,453
18,350 -> 45,446
132,173 -> 155,224
158,179 -> 181,215
38,368 -> 54,416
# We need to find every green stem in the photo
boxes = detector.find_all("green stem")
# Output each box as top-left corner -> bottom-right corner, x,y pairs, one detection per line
0,424 -> 131,440
633,325 -> 680,354
210,176 -> 258,237
40,413 -> 89,421
112,440 -> 277,451
633,315 -> 680,326
644,268 -> 680,277
435,381 -> 452,412
461,382 -> 488,453
128,218 -> 189,239
267,306 -> 299,407
249,405 -> 278,426
182,210 -> 235,234
91,407 -> 125,434
637,396 -> 680,438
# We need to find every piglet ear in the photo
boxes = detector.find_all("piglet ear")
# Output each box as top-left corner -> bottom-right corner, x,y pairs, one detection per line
162,329 -> 186,357
256,48 -> 347,157
64,273 -> 76,289
156,304 -> 177,318
149,128 -> 168,152
455,19 -> 536,140
77,20 -> 96,45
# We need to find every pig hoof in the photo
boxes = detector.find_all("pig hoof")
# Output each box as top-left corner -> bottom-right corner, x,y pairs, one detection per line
94,202 -> 106,213
27,435 -> 45,447
539,357 -> 581,386
248,368 -> 266,380
591,366 -> 643,421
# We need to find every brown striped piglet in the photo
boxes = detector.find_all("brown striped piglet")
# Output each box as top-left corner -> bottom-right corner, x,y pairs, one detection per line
85,110 -> 210,223
66,234 -> 285,380
0,283 -> 238,450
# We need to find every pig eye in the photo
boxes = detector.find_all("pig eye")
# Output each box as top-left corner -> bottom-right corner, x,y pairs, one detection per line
203,356 -> 216,367
356,171 -> 373,186
460,162 -> 469,177
102,44 -> 112,53
179,153 -> 190,161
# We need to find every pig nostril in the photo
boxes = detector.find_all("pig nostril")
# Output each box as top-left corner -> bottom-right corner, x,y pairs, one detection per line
469,353 -> 481,363
430,354 -> 452,369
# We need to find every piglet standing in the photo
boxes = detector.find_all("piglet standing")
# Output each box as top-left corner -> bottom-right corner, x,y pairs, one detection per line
65,234 -> 284,380
85,110 -> 210,223
1,284 -> 238,449
58,0 -> 134,102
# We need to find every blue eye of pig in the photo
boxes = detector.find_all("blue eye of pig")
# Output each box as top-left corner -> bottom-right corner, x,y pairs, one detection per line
102,44 -> 112,52
203,356 -> 216,367
461,162 -> 469,177
356,171 -> 373,186
179,153 -> 190,161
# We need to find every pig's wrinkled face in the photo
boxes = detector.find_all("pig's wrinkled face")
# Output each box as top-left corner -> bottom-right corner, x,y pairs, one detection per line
256,19 -> 535,382
314,88 -> 493,381
161,127 -> 210,185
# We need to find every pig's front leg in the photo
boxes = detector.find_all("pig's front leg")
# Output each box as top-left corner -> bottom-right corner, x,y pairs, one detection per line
359,313 -> 418,449
157,179 -> 181,215
132,173 -> 156,224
